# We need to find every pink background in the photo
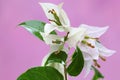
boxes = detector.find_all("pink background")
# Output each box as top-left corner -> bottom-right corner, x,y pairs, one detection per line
0,0 -> 120,80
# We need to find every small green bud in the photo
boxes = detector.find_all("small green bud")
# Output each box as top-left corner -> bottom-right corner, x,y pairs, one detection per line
84,36 -> 90,39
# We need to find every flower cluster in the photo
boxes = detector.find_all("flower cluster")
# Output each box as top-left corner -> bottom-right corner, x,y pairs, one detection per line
17,2 -> 116,80
40,2 -> 115,77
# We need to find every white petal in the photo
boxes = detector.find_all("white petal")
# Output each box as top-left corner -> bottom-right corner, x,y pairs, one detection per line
56,26 -> 66,32
59,9 -> 70,26
40,32 -> 63,45
40,2 -> 70,27
67,27 -> 86,47
50,44 -> 68,53
41,53 -> 51,66
96,42 -> 116,57
39,3 -> 59,25
50,44 -> 60,53
44,23 -> 57,35
79,39 -> 99,60
57,2 -> 70,26
82,52 -> 92,60
84,60 -> 93,77
45,24 -> 69,33
58,2 -> 64,8
80,24 -> 109,38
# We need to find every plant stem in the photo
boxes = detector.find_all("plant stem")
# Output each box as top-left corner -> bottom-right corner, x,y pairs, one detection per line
64,64 -> 67,80
64,32 -> 69,80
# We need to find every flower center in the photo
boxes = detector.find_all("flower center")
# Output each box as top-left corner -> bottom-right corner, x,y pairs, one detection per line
81,40 -> 95,48
48,9 -> 62,26
48,9 -> 56,14
81,36 -> 99,48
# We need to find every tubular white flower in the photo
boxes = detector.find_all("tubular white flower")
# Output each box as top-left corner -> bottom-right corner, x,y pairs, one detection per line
96,42 -> 116,57
80,24 -> 109,38
40,32 -> 64,45
66,27 -> 87,48
44,24 -> 57,35
49,44 -> 69,53
84,59 -> 93,77
78,24 -> 116,77
79,39 -> 99,60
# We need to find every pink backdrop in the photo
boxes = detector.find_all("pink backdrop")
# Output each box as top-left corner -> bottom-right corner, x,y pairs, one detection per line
0,0 -> 120,80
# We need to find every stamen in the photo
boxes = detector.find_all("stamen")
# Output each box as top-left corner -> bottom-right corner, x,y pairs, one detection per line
48,19 -> 56,22
52,41 -> 56,43
93,60 -> 101,68
52,40 -> 63,44
49,19 -> 59,25
48,9 -> 62,26
81,40 -> 95,48
49,19 -> 56,22
99,56 -> 106,61
86,42 -> 95,48
48,9 -> 56,14
91,37 -> 99,41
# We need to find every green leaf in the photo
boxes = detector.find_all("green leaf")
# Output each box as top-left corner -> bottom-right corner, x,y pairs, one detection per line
17,66 -> 64,80
19,20 -> 45,32
44,51 -> 68,66
92,66 -> 104,80
67,47 -> 84,76
19,20 -> 57,41
33,31 -> 44,40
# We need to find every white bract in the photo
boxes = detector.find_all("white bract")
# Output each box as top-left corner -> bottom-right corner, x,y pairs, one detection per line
40,32 -> 68,80
40,32 -> 64,45
39,2 -> 116,79
40,2 -> 87,48
39,3 -> 70,35
66,27 -> 87,48
77,24 -> 116,76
